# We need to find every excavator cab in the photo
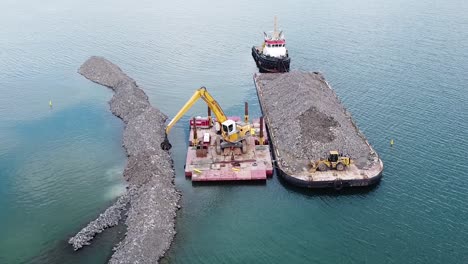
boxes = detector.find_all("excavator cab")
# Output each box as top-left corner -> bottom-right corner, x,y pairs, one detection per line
221,119 -> 244,143
222,120 -> 237,136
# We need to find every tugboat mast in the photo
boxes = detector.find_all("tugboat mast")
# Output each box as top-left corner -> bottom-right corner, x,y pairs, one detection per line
274,16 -> 278,39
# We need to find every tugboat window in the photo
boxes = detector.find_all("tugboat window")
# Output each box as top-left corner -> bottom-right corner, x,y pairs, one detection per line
228,124 -> 234,132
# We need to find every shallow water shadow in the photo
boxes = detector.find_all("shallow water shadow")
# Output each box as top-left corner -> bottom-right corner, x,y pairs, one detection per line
26,202 -> 129,264
27,222 -> 127,264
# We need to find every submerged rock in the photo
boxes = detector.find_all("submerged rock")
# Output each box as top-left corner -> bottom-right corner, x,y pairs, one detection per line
69,56 -> 180,263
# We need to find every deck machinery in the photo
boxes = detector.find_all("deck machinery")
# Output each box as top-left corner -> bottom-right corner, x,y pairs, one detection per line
161,87 -> 273,182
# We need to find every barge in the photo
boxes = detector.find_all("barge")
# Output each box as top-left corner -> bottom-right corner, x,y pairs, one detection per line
160,87 -> 273,182
184,116 -> 273,181
253,72 -> 383,189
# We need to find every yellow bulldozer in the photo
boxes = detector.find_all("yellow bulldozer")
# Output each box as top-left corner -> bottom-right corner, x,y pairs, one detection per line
311,151 -> 351,172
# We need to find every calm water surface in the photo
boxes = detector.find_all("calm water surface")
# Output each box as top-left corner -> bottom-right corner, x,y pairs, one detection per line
1,0 -> 467,263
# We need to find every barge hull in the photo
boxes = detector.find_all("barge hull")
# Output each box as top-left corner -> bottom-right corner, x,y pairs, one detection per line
278,161 -> 383,189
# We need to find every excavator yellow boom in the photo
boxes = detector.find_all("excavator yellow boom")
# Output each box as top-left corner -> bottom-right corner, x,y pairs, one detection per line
164,87 -> 227,136
161,87 -> 239,151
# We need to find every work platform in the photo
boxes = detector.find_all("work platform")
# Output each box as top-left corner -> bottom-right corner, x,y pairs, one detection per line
184,117 -> 273,182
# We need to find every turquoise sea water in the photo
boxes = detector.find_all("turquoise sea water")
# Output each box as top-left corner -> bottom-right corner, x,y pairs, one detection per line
1,0 -> 468,263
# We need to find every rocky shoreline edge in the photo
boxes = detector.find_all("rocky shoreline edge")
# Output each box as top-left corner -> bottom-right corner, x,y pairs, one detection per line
68,56 -> 180,263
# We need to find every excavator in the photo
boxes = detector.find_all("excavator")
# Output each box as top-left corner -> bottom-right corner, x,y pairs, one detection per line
160,87 -> 252,154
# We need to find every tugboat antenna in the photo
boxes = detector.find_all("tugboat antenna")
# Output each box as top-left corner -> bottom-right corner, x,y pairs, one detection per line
274,16 -> 278,38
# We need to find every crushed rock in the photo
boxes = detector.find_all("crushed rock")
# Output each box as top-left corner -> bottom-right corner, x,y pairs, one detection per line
255,71 -> 378,172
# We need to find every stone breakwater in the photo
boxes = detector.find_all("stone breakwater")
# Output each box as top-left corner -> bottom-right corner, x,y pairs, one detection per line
68,56 -> 180,263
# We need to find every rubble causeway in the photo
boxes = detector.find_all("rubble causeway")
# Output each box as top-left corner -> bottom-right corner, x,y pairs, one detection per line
68,56 -> 180,263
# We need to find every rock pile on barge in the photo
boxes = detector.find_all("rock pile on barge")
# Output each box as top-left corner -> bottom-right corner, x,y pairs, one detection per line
69,56 -> 180,263
254,72 -> 383,188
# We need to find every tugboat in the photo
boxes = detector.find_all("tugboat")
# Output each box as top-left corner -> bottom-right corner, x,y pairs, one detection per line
252,17 -> 290,73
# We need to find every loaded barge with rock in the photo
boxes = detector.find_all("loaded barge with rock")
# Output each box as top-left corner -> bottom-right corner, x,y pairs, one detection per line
254,72 -> 383,189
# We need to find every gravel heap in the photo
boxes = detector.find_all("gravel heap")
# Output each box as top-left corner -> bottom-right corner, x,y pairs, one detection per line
69,56 -> 180,263
255,72 -> 378,172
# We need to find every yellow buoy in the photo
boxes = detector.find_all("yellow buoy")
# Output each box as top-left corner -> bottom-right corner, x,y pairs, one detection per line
49,100 -> 53,108
390,139 -> 394,146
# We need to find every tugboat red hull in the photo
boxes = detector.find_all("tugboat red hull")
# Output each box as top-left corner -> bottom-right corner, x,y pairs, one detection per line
252,46 -> 290,73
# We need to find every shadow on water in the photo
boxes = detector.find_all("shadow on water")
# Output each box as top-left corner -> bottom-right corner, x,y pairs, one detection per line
276,171 -> 382,198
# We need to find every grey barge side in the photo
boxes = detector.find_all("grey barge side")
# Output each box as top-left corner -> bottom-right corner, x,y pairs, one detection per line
253,72 -> 383,189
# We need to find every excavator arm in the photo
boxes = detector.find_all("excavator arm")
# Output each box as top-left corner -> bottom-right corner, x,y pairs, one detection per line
161,87 -> 228,150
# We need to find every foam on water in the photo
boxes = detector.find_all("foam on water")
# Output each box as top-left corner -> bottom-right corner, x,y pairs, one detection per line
103,183 -> 127,201
105,165 -> 124,181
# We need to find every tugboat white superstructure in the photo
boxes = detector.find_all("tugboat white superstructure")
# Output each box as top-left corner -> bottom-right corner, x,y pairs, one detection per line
252,17 -> 290,73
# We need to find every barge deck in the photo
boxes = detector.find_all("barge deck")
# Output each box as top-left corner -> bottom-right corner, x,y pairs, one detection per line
185,117 -> 273,182
253,72 -> 383,189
